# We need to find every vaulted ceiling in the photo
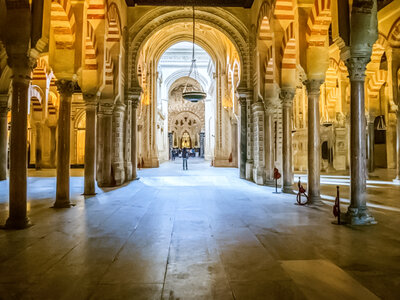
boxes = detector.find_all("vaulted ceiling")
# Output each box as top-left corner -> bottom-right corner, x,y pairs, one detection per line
125,0 -> 254,8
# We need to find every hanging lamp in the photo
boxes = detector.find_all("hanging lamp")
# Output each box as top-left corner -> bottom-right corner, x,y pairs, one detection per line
182,6 -> 207,103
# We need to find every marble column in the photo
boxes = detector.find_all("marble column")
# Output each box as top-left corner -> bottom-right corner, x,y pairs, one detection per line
34,122 -> 42,170
252,101 -> 265,184
238,95 -> 247,179
280,88 -> 295,193
49,126 -> 56,168
112,102 -> 126,185
83,94 -> 97,195
124,98 -> 133,181
305,80 -> 323,204
54,80 -> 75,208
129,92 -> 140,180
0,96 -> 8,181
396,110 -> 400,182
367,121 -> 375,173
5,60 -> 32,228
97,102 -> 114,187
264,106 -> 274,184
345,57 -> 376,224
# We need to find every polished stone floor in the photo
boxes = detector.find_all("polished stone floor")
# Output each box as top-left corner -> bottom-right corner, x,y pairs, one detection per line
0,159 -> 399,299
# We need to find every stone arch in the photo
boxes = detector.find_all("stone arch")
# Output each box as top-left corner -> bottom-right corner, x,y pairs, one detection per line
50,0 -> 76,49
84,22 -> 98,70
256,1 -> 274,41
388,17 -> 400,47
274,0 -> 294,22
281,22 -> 296,70
164,70 -> 209,93
128,7 -> 249,89
306,0 -> 332,46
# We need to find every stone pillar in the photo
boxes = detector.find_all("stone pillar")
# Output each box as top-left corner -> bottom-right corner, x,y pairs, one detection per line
112,102 -> 126,186
124,98 -> 133,181
200,132 -> 205,158
305,80 -> 323,203
5,59 -> 32,228
49,126 -> 56,168
54,80 -> 75,208
128,90 -> 141,180
264,106 -> 274,184
97,102 -> 114,187
238,94 -> 248,179
34,122 -> 42,170
396,110 -> 400,182
252,101 -> 265,184
280,88 -> 295,193
345,57 -> 376,224
0,96 -> 8,181
83,94 -> 97,195
367,120 -> 375,173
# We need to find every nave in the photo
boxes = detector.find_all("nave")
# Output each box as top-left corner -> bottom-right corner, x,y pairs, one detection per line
0,161 -> 399,299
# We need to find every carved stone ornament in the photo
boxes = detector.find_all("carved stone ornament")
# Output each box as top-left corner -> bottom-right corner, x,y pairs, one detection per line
304,79 -> 324,95
352,0 -> 374,14
55,79 -> 76,97
279,88 -> 295,107
345,56 -> 370,81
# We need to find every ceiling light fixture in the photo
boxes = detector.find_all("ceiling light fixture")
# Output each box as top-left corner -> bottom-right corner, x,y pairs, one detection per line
182,6 -> 207,103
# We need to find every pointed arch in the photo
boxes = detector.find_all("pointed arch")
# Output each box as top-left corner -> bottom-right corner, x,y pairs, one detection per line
281,22 -> 296,70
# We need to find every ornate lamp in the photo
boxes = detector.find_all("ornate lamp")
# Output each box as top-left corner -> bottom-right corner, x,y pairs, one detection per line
182,6 -> 207,103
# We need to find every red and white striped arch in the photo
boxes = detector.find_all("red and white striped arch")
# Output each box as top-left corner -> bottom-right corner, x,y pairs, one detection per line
265,45 -> 274,84
274,0 -> 294,21
85,22 -> 98,70
281,22 -> 296,70
367,70 -> 387,98
106,3 -> 121,43
389,18 -> 400,47
257,2 -> 273,41
51,0 -> 75,49
306,0 -> 331,46
87,0 -> 105,21
105,48 -> 114,86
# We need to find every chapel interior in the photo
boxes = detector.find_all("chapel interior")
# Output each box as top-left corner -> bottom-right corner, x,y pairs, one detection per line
0,0 -> 400,299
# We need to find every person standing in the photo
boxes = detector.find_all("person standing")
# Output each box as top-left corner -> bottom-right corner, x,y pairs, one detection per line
182,147 -> 188,170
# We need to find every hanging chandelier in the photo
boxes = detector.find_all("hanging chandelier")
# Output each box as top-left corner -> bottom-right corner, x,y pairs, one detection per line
182,6 -> 207,103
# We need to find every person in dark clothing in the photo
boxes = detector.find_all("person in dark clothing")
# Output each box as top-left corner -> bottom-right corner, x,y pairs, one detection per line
182,148 -> 188,170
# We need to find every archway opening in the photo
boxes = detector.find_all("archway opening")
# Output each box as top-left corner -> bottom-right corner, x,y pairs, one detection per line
135,20 -> 242,169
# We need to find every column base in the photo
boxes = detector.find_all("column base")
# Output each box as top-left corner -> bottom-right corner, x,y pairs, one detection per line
344,207 -> 377,225
53,200 -> 72,208
125,163 -> 133,181
252,167 -> 264,185
245,162 -> 253,181
307,195 -> 324,206
393,177 -> 400,185
83,190 -> 96,196
281,185 -> 295,194
3,217 -> 32,230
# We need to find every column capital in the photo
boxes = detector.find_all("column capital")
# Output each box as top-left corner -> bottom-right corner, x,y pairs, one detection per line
98,101 -> 114,115
7,54 -> 35,84
127,87 -> 142,109
83,93 -> 98,110
304,79 -> 324,95
56,79 -> 76,98
345,56 -> 370,81
279,88 -> 296,107
352,0 -> 374,14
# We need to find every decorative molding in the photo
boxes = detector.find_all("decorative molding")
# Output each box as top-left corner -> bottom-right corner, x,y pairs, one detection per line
352,0 -> 374,14
345,56 -> 370,81
55,79 -> 76,97
279,88 -> 295,107
304,79 -> 324,95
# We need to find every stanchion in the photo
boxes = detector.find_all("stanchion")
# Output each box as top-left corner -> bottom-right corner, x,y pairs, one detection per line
272,168 -> 281,194
296,177 -> 309,205
332,186 -> 342,225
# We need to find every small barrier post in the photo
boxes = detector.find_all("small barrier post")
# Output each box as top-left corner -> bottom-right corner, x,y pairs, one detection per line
296,177 -> 309,205
333,186 -> 341,225
273,168 -> 281,194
